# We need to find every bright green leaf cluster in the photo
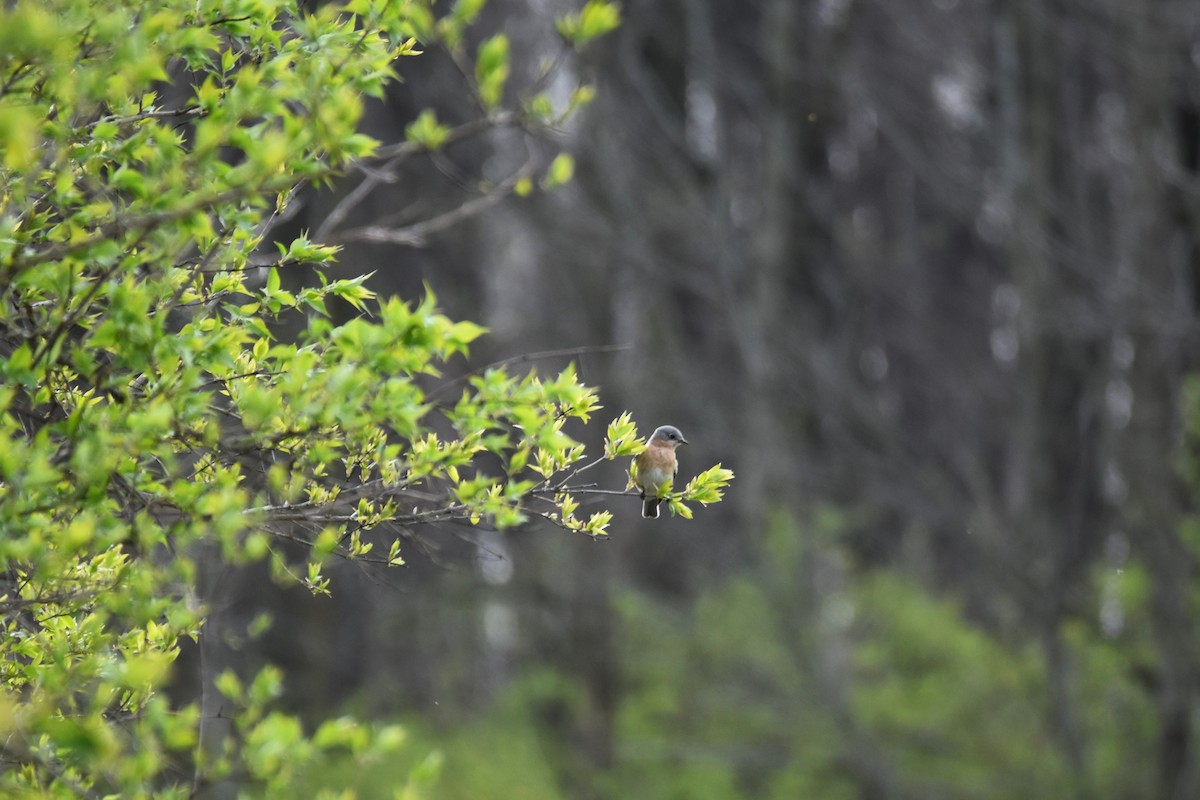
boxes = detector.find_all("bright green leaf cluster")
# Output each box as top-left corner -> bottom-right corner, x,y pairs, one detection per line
666,464 -> 735,519
683,465 -> 736,506
405,109 -> 451,150
475,34 -> 511,110
543,153 -> 576,189
0,0 -> 721,795
605,411 -> 643,458
557,0 -> 622,49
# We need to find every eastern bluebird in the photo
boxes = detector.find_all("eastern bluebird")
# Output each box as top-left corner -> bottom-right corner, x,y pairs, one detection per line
632,425 -> 688,519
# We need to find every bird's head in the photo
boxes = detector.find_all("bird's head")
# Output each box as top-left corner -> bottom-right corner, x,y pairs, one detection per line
649,425 -> 688,448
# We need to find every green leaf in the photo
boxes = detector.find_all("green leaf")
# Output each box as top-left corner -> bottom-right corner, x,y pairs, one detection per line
542,153 -> 575,189
405,109 -> 449,150
453,0 -> 488,23
668,497 -> 693,519
0,105 -> 39,170
3,343 -> 36,387
448,319 -> 487,352
216,670 -> 244,703
557,0 -> 621,48
406,3 -> 436,40
248,666 -> 285,705
605,412 -> 642,458
475,34 -> 510,109
682,464 -> 736,505
570,84 -> 597,110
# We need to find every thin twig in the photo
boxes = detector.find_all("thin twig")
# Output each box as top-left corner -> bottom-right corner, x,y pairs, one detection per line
531,486 -> 638,498
315,114 -> 518,241
330,180 -> 518,246
548,456 -> 609,491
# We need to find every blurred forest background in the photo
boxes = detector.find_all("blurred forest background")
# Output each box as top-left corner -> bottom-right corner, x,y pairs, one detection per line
197,0 -> 1200,797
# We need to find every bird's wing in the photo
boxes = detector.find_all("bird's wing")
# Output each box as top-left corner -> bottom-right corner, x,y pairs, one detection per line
628,454 -> 643,490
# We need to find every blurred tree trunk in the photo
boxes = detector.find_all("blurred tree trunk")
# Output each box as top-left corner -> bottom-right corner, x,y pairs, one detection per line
993,1 -> 1097,787
1115,1 -> 1200,795
738,0 -> 802,528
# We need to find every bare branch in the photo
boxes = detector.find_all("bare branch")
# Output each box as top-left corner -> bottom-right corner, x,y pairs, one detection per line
315,114 -> 520,241
328,162 -> 532,247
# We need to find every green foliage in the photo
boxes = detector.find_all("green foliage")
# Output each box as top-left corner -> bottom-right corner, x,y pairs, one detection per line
604,411 -> 642,458
417,712 -> 562,800
610,514 -> 1160,799
406,109 -> 451,151
411,512 -> 1160,799
292,722 -> 443,800
299,707 -> 562,800
542,153 -> 576,190
557,0 -> 623,49
475,34 -> 511,110
850,575 -> 1072,795
0,0 -> 725,795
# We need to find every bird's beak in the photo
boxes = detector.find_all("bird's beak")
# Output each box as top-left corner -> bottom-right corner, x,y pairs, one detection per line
680,437 -> 689,445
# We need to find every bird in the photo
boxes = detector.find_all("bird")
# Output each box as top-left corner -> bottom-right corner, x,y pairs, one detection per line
631,425 -> 688,519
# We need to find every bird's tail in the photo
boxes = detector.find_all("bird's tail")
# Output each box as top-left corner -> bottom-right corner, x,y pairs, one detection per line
642,497 -> 661,519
